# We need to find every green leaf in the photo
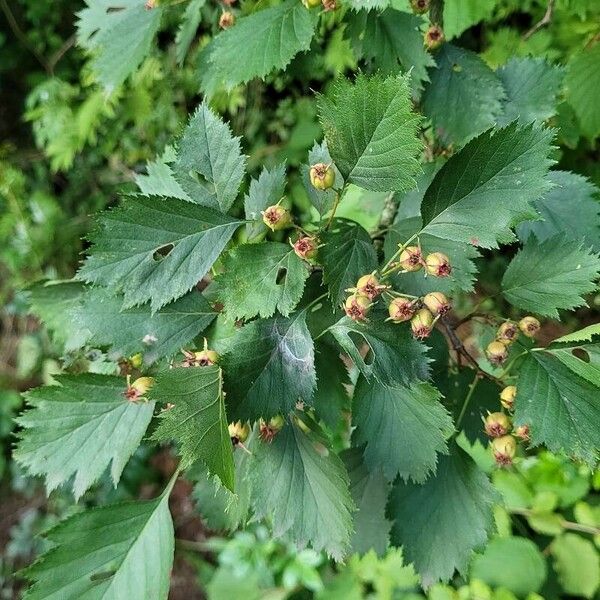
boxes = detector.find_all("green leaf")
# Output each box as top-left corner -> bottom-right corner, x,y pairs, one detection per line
517,171 -> 600,250
22,484 -> 174,600
217,243 -> 309,320
422,44 -> 505,146
223,312 -> 316,421
352,379 -> 453,482
342,448 -> 390,556
72,287 -> 216,363
201,0 -> 317,91
149,366 -> 234,490
320,219 -> 378,306
134,147 -> 190,201
443,0 -> 498,39
175,0 -> 205,64
313,343 -> 351,430
244,163 -> 286,238
551,533 -> 600,598
388,443 -> 498,585
327,315 -> 430,388
174,103 -> 246,212
318,73 -> 422,192
515,351 -> 600,466
497,57 -> 563,126
76,0 -> 162,91
555,323 -> 600,344
14,375 -> 154,500
78,195 -> 241,311
471,537 -> 546,596
249,422 -> 355,560
302,142 -> 343,216
420,122 -> 555,248
502,236 -> 600,318
347,9 -> 434,92
345,0 -> 390,11
565,44 -> 600,139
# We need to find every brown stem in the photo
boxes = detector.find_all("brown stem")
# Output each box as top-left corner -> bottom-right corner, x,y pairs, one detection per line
523,0 -> 555,40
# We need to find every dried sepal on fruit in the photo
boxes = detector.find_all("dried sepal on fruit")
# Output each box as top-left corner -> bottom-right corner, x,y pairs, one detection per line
425,252 -> 452,277
259,415 -> 285,442
181,339 -> 219,367
352,273 -> 387,300
309,163 -> 335,190
484,412 -> 511,438
219,11 -> 235,29
424,25 -> 444,50
344,293 -> 372,322
411,308 -> 434,339
292,236 -> 318,260
519,316 -> 541,338
486,341 -> 508,366
423,292 -> 451,316
124,376 -> 155,402
496,321 -> 518,345
228,420 -> 250,445
410,0 -> 429,14
388,297 -> 416,323
491,435 -> 517,467
514,424 -> 530,441
398,245 -> 423,272
262,204 -> 292,231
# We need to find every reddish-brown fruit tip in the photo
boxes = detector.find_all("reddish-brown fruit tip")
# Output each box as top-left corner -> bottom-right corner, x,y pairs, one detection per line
496,321 -> 518,345
423,292 -> 451,316
514,424 -> 530,441
484,412 -> 511,438
388,297 -> 415,323
492,435 -> 517,466
424,25 -> 445,50
486,340 -> 508,366
519,316 -> 541,338
344,293 -> 372,322
425,252 -> 452,277
411,308 -> 434,339
355,273 -> 386,300
259,415 -> 285,442
262,204 -> 292,231
124,376 -> 155,402
399,246 -> 423,272
219,11 -> 235,28
293,236 -> 318,260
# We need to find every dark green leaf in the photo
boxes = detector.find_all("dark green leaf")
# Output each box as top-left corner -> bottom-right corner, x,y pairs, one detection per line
313,343 -> 351,430
244,163 -> 286,238
175,0 -> 205,64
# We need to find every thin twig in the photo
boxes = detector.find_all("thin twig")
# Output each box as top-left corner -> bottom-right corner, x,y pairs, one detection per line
48,34 -> 76,73
510,508 -> 600,536
523,0 -> 555,40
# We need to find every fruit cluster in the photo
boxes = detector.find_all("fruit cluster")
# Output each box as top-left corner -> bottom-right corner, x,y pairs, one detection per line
485,316 -> 541,366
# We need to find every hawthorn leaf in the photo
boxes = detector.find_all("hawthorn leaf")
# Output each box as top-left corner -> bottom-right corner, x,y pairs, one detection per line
327,315 -> 430,387
72,287 -> 217,363
135,147 -> 190,200
565,44 -> 600,139
551,533 -> 600,598
555,323 -> 600,344
78,195 -> 242,311
320,219 -> 378,306
346,0 -> 390,11
318,73 -> 422,192
501,236 -> 600,318
422,44 -> 505,146
342,447 -> 390,556
222,312 -> 316,421
149,366 -> 234,490
301,141 -> 343,216
515,351 -> 600,466
174,103 -> 246,212
517,171 -> 600,250
14,375 -> 154,500
497,57 -> 563,126
313,344 -> 351,430
201,0 -> 317,91
76,0 -> 162,91
217,242 -> 309,320
21,483 -> 175,600
249,422 -> 355,560
388,443 -> 498,585
352,378 -> 454,482
443,0 -> 498,39
175,0 -> 205,64
420,122 -> 555,248
244,163 -> 286,238
549,340 -> 600,387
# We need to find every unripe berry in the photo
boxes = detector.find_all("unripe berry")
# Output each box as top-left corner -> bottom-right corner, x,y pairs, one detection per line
129,353 -> 143,369
424,25 -> 444,50
219,11 -> 235,29
486,340 -> 508,366
388,297 -> 415,323
491,435 -> 517,466
302,0 -> 321,8
519,316 -> 541,338
425,252 -> 452,277
410,0 -> 429,14
259,415 -> 285,442
228,420 -> 250,445
309,163 -> 335,190
355,273 -> 386,300
514,424 -> 530,441
124,376 -> 155,401
411,308 -> 434,339
500,385 -> 517,411
496,321 -> 518,345
182,344 -> 220,367
398,246 -> 423,272
423,292 -> 451,316
262,204 -> 292,231
484,412 -> 511,438
293,236 -> 318,260
344,293 -> 372,322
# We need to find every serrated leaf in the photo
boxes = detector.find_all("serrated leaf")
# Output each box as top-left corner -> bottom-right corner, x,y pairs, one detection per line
352,378 -> 453,482
517,170 -> 600,250
135,147 -> 191,200
150,366 -> 234,490
346,0 -> 390,11
217,243 -> 309,320
22,484 -> 174,600
347,9 -> 434,93
420,122 -> 555,248
551,533 -> 600,598
565,44 -> 600,139
14,375 -> 154,500
422,44 -> 505,146
72,287 -> 216,363
328,315 -> 430,387
175,0 -> 205,64
313,343 -> 351,430
318,73 -> 422,192
223,312 -> 316,421
78,195 -> 241,311
555,323 -> 600,344
502,236 -> 600,318
342,448 -> 390,556
201,0 -> 317,91
302,142 -> 343,216
388,443 -> 498,585
249,422 -> 355,560
443,0 -> 499,39
515,351 -> 600,466
76,0 -> 162,91
174,103 -> 246,212
497,57 -> 563,126
244,163 -> 286,238
320,219 -> 378,306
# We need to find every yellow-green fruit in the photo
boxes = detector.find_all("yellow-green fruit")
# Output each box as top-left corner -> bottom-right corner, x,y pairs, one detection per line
423,292 -> 451,316
262,205 -> 292,231
129,353 -> 143,369
218,11 -> 235,28
486,341 -> 508,366
293,236 -> 318,260
484,412 -> 511,438
356,273 -> 384,300
388,297 -> 415,323
344,293 -> 372,322
496,321 -> 518,345
309,162 -> 335,189
302,0 -> 321,8
194,349 -> 219,366
424,25 -> 444,50
519,316 -> 541,338
500,386 -> 516,410
228,421 -> 250,444
514,424 -> 530,441
410,0 -> 429,14
425,252 -> 452,277
491,435 -> 517,466
398,246 -> 422,272
411,308 -> 434,339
